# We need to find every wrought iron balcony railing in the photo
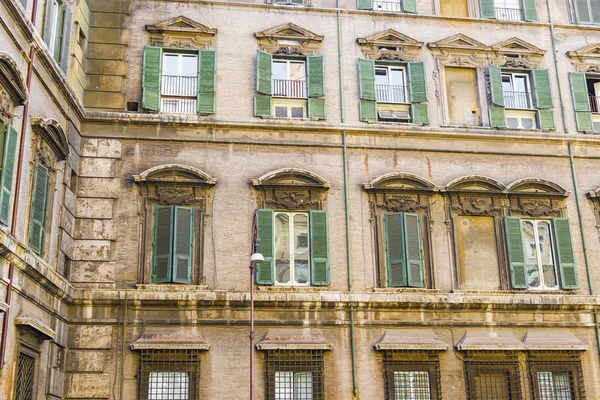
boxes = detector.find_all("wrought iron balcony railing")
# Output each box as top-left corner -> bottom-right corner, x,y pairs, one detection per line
503,90 -> 532,109
161,75 -> 198,97
273,79 -> 307,99
161,98 -> 197,114
376,84 -> 408,104
495,7 -> 523,21
590,94 -> 600,113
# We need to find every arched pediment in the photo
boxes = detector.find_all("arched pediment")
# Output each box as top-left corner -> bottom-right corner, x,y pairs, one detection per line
252,168 -> 329,188
133,164 -> 217,186
363,173 -> 435,192
0,53 -> 28,119
505,178 -> 568,197
445,175 -> 506,193
30,118 -> 69,161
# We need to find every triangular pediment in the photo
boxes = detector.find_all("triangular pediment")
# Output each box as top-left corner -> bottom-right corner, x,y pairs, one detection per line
357,29 -> 423,48
255,23 -> 323,42
491,37 -> 545,55
146,16 -> 217,35
428,34 -> 491,51
567,42 -> 600,58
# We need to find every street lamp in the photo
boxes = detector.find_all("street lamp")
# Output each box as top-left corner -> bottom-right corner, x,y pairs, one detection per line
249,250 -> 263,400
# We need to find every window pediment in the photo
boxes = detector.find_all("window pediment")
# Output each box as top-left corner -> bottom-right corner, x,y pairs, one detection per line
567,43 -> 600,72
363,172 -> 435,193
506,178 -> 568,218
146,16 -> 217,49
444,175 -> 506,194
0,52 -> 28,119
30,118 -> 69,162
428,34 -> 491,68
357,29 -> 424,61
252,168 -> 329,210
505,178 -> 567,197
491,38 -> 545,57
255,23 -> 323,55
490,38 -> 545,69
363,173 -> 434,213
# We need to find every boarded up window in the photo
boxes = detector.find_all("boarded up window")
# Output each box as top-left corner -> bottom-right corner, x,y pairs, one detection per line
457,216 -> 500,289
445,67 -> 481,126
440,0 -> 469,17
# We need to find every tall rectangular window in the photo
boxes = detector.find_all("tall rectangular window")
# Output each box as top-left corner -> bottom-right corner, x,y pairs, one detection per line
29,163 -> 50,256
384,212 -> 425,288
569,72 -> 600,132
152,206 -> 194,284
375,66 -> 408,104
274,211 -> 310,286
42,0 -> 72,71
445,67 -> 481,126
161,53 -> 198,114
440,0 -> 469,17
502,72 -> 533,110
494,0 -> 523,21
0,122 -> 19,226
575,0 -> 600,24
374,0 -> 403,13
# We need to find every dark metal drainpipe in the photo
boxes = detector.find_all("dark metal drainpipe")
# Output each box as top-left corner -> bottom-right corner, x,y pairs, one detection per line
0,262 -> 15,377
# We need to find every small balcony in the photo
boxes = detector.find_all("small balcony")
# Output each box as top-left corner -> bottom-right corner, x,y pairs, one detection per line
161,75 -> 198,114
495,7 -> 523,21
373,0 -> 403,13
273,79 -> 307,99
590,94 -> 600,113
376,84 -> 408,104
503,90 -> 531,109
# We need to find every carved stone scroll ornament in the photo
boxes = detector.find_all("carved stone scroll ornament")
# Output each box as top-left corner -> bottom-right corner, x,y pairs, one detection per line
517,198 -> 554,217
384,195 -> 420,212
157,187 -> 195,205
460,197 -> 495,215
567,43 -> 600,72
252,168 -> 330,210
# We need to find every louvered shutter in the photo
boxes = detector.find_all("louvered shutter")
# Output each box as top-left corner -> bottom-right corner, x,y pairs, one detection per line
359,59 -> 376,101
569,72 -> 593,131
142,46 -> 162,111
403,0 -> 417,13
538,109 -> 555,131
357,0 -> 373,9
310,210 -> 329,285
29,164 -> 49,256
575,0 -> 592,22
197,50 -> 216,114
489,65 -> 505,107
408,62 -> 427,103
480,0 -> 496,18
359,100 -> 377,122
522,0 -> 538,21
172,207 -> 193,284
504,217 -> 528,289
533,69 -> 553,109
42,0 -> 55,46
152,206 -> 173,283
411,104 -> 429,125
256,50 -> 272,95
307,55 -> 325,97
385,213 -> 407,287
488,107 -> 507,128
404,213 -> 424,287
0,125 -> 18,226
308,98 -> 326,120
256,209 -> 275,285
552,218 -> 579,289
59,6 -> 72,72
576,112 -> 594,132
254,95 -> 272,118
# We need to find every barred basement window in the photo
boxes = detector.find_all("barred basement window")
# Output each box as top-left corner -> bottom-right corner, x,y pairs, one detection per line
265,350 -> 324,400
138,349 -> 201,400
383,351 -> 441,400
528,352 -> 585,400
15,351 -> 36,400
464,352 -> 522,400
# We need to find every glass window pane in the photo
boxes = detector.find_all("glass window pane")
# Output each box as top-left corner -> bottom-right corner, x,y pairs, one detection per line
389,69 -> 405,87
522,118 -> 534,129
273,61 -> 288,81
294,372 -> 313,400
294,214 -> 309,284
514,75 -> 528,93
181,55 -> 198,77
507,118 -> 519,129
148,372 -> 189,400
554,372 -> 573,400
291,107 -> 304,118
502,75 -> 513,92
289,62 -> 305,81
394,371 -> 431,400
522,220 -> 541,288
275,213 -> 291,284
163,55 -> 179,76
275,107 -> 289,118
376,68 -> 389,86
275,371 -> 294,399
537,221 -> 557,289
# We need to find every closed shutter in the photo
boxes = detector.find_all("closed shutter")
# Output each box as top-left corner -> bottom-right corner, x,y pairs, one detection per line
0,125 -> 18,226
488,65 -> 505,107
403,0 -> 417,13
357,0 -> 373,9
307,55 -> 325,97
152,206 -> 173,283
254,95 -> 272,118
142,46 -> 162,111
411,104 -> 429,125
42,0 -> 55,46
385,213 -> 407,287
256,50 -> 272,95
359,100 -> 377,122
537,109 -> 555,131
172,207 -> 194,284
576,112 -> 594,132
533,69 -> 553,109
404,213 -> 424,287
59,6 -> 72,72
575,0 -> 591,22
522,0 -> 538,21
29,164 -> 49,256
359,59 -> 376,101
480,0 -> 496,18
197,50 -> 216,114
308,98 -> 326,120
256,209 -> 275,285
488,107 -> 507,128
552,218 -> 579,289
408,62 -> 427,103
310,210 -> 330,285
504,217 -> 528,289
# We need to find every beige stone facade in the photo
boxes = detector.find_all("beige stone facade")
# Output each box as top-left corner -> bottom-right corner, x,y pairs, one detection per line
3,0 -> 600,399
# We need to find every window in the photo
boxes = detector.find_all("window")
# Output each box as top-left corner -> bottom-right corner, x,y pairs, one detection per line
505,217 -> 579,290
272,59 -> 308,118
445,67 -> 481,126
0,122 -> 19,227
273,0 -> 305,5
152,206 -> 194,284
29,164 -> 50,257
142,47 -> 216,114
384,213 -> 425,288
494,0 -> 523,21
480,0 -> 537,21
357,0 -> 417,14
528,353 -> 585,400
42,0 -> 72,71
383,351 -> 441,400
15,351 -> 37,400
359,59 -> 429,124
464,353 -> 522,400
138,349 -> 200,400
574,0 -> 600,24
569,72 -> 600,132
265,350 -> 324,400
440,0 -> 469,17
274,211 -> 310,286
502,72 -> 533,109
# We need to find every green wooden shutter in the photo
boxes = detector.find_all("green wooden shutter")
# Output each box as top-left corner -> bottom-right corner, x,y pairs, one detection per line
307,55 -> 325,97
489,65 -> 505,107
142,46 -> 162,111
538,109 -> 555,131
152,206 -> 173,283
533,69 -> 553,109
357,0 -> 373,9
256,50 -> 272,95
197,50 -> 216,114
404,213 -> 424,288
403,0 -> 417,13
59,6 -> 72,72
42,0 -> 55,46
576,112 -> 594,132
256,209 -> 275,285
570,72 -> 591,112
504,217 -> 528,289
308,98 -> 326,120
53,5 -> 65,61
408,62 -> 427,103
359,100 -> 377,122
480,0 -> 496,18
359,59 -> 376,101
0,125 -> 18,226
172,207 -> 194,284
552,218 -> 579,289
522,0 -> 538,21
489,107 -> 507,128
254,95 -> 272,118
29,164 -> 49,256
385,213 -> 407,287
411,104 -> 429,125
310,210 -> 329,285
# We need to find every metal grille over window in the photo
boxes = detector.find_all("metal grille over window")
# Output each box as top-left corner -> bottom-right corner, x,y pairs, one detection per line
464,352 -> 522,400
138,349 -> 201,400
265,350 -> 324,400
528,352 -> 586,400
15,352 -> 36,400
383,351 -> 441,400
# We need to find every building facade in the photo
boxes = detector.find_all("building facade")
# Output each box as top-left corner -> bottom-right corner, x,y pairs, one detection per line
2,0 -> 600,399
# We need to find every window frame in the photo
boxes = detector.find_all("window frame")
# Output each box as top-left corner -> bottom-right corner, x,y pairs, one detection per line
494,0 -> 524,21
574,0 -> 600,25
375,65 -> 409,104
14,344 -> 40,400
160,51 -> 199,114
527,352 -> 586,400
518,218 -> 560,291
464,352 -> 523,400
137,349 -> 201,400
383,350 -> 442,400
265,350 -> 325,400
273,210 -> 312,287
501,71 -> 534,110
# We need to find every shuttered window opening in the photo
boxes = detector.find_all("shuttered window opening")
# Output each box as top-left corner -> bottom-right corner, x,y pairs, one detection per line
384,213 -> 425,288
383,351 -> 441,400
464,352 -> 522,400
29,164 -> 50,257
138,349 -> 200,400
273,0 -> 306,5
42,0 -> 72,71
480,0 -> 538,21
528,352 -> 586,400
152,206 -> 194,284
504,217 -> 579,290
358,0 -> 418,14
569,72 -> 600,132
0,123 -> 18,226
265,350 -> 324,400
575,0 -> 600,24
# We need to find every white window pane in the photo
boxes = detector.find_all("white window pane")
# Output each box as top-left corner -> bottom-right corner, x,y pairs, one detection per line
507,117 -> 519,128
275,371 -> 294,399
394,371 -> 431,400
275,213 -> 291,284
514,75 -> 528,93
148,372 -> 189,400
376,68 -> 389,86
294,214 -> 309,284
289,62 -> 305,81
181,55 -> 198,77
273,61 -> 288,80
522,220 -> 541,288
163,55 -> 179,76
294,372 -> 313,400
389,69 -> 405,87
522,118 -> 534,129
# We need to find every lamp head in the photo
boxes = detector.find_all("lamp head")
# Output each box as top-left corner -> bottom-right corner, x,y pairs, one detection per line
250,252 -> 264,264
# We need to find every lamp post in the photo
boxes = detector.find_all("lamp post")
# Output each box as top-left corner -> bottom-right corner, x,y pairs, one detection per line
249,251 -> 263,400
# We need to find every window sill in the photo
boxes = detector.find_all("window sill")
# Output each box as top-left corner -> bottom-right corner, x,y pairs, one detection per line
257,285 -> 328,292
452,289 -> 579,295
372,287 -> 441,293
136,284 -> 208,291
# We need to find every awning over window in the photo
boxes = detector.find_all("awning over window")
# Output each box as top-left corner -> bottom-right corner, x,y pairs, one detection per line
130,327 -> 210,351
456,329 -> 526,351
373,329 -> 448,351
523,329 -> 589,351
14,314 -> 56,341
256,328 -> 333,351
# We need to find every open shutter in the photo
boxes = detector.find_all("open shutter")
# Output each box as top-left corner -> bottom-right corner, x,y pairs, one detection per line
533,69 -> 553,109
489,64 -> 505,107
59,6 -> 72,72
576,112 -> 594,132
359,100 -> 377,122
403,0 -> 417,13
408,62 -> 427,103
404,213 -> 424,288
307,55 -> 325,97
42,0 -> 55,46
575,0 -> 592,23
357,0 -> 373,9
0,125 -> 18,226
489,107 -> 507,128
197,50 -> 216,114
142,46 -> 162,111
522,0 -> 538,21
537,109 -> 555,131
385,213 -> 407,287
504,217 -> 528,289
29,164 -> 49,256
411,104 -> 429,125
569,72 -> 593,132
256,209 -> 275,285
308,98 -> 326,120
310,210 -> 329,285
256,50 -> 272,95
172,207 -> 193,284
552,218 -> 579,289
254,95 -> 272,118
479,0 -> 496,18
359,59 -> 376,101
152,206 -> 173,283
